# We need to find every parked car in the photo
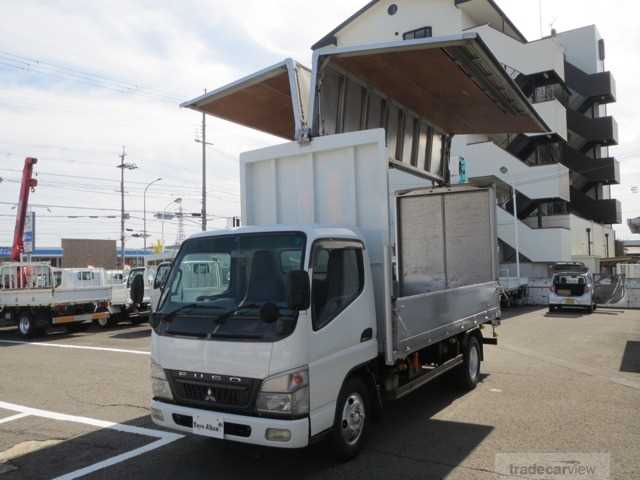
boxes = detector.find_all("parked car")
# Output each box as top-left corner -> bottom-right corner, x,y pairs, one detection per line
549,263 -> 596,313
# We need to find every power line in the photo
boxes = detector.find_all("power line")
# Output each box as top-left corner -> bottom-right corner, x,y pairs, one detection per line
0,168 -> 241,197
0,50 -> 188,103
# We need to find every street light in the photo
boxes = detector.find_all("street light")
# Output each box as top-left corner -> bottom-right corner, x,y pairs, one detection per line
500,166 -> 521,283
160,197 -> 182,250
143,177 -> 162,251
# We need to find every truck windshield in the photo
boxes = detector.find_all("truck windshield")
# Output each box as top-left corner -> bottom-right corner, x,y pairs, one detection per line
157,232 -> 306,342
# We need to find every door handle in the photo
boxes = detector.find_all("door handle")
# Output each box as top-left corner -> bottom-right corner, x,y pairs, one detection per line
360,328 -> 373,342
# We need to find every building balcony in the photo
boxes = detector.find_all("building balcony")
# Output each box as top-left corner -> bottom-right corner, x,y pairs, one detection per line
468,25 -> 565,81
561,144 -> 620,186
567,109 -> 618,150
497,207 -> 571,263
570,188 -> 622,224
533,99 -> 567,140
465,140 -> 570,202
505,135 -> 620,187
565,61 -> 616,112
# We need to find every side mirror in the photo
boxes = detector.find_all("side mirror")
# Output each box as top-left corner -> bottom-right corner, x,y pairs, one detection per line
287,270 -> 310,311
154,268 -> 170,290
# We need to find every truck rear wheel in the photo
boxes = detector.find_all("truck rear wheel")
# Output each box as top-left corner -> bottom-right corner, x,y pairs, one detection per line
331,377 -> 369,461
96,315 -> 114,329
453,335 -> 481,390
18,312 -> 45,338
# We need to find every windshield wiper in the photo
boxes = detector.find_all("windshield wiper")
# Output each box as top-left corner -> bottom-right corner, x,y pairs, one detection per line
160,303 -> 224,323
213,304 -> 261,325
206,304 -> 261,338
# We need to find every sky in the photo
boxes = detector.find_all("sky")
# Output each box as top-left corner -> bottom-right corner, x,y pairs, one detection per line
1,0 -> 639,250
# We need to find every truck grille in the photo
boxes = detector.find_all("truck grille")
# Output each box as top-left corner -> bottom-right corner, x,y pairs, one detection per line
167,370 -> 259,412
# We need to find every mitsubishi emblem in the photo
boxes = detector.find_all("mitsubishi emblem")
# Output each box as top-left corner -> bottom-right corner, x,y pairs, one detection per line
204,388 -> 216,402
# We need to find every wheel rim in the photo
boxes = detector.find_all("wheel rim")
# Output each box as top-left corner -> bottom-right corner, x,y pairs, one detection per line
468,343 -> 480,382
340,392 -> 365,446
18,316 -> 31,335
98,316 -> 109,327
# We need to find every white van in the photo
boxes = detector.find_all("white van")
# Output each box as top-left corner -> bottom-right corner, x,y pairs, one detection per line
548,263 -> 596,313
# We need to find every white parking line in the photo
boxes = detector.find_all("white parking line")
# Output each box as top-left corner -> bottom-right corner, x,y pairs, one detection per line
0,412 -> 29,425
0,339 -> 149,356
0,400 -> 183,479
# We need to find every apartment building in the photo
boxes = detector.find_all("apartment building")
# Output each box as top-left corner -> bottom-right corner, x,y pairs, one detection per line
311,0 -> 620,275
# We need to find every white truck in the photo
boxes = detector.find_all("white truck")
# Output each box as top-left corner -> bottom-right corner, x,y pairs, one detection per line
99,267 -> 154,328
0,263 -> 111,337
150,34 -> 548,458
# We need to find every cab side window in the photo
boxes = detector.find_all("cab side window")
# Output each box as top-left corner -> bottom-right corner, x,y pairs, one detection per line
311,241 -> 364,330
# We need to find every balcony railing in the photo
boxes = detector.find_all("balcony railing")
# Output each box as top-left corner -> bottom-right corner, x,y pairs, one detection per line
570,188 -> 622,224
565,61 -> 616,112
567,109 -> 618,149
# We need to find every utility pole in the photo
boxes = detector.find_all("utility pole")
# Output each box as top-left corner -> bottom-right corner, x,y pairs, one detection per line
175,200 -> 185,246
202,105 -> 207,232
194,89 -> 214,232
116,147 -> 138,268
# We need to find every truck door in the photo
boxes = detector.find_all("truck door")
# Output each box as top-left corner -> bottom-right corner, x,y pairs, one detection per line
307,239 -> 378,436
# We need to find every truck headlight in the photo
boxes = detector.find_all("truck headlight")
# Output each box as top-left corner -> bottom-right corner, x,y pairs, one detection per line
256,367 -> 309,416
151,359 -> 173,401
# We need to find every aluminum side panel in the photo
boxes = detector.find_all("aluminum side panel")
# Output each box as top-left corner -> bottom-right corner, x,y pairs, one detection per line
395,282 -> 499,357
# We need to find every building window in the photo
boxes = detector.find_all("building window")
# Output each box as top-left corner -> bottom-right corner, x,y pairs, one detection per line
403,26 -> 432,40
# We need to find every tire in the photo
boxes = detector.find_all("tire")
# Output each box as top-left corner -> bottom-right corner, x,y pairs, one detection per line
17,312 -> 44,338
453,335 -> 481,390
331,377 -> 369,461
95,315 -> 114,329
586,305 -> 594,314
66,323 -> 90,333
130,275 -> 145,306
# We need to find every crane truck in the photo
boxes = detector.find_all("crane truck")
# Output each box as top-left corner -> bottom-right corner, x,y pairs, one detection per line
0,158 -> 111,337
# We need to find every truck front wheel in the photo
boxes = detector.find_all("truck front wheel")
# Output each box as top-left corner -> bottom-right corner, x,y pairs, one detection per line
331,377 -> 369,461
96,316 -> 113,329
18,312 -> 45,338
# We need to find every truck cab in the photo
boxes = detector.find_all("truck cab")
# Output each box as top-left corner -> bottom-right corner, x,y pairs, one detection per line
151,226 -> 376,450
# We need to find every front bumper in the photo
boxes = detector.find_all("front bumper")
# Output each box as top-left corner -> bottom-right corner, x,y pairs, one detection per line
151,400 -> 310,448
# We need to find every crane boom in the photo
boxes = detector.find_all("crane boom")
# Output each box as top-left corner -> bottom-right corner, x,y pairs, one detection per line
11,157 -> 38,261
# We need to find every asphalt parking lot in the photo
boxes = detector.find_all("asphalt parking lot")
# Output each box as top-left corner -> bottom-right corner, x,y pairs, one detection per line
0,307 -> 638,479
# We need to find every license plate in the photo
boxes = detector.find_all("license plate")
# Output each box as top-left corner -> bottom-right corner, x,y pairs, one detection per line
192,414 -> 224,439
564,298 -> 575,305
558,289 -> 572,296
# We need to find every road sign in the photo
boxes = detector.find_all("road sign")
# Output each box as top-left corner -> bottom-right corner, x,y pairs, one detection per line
23,212 -> 35,254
